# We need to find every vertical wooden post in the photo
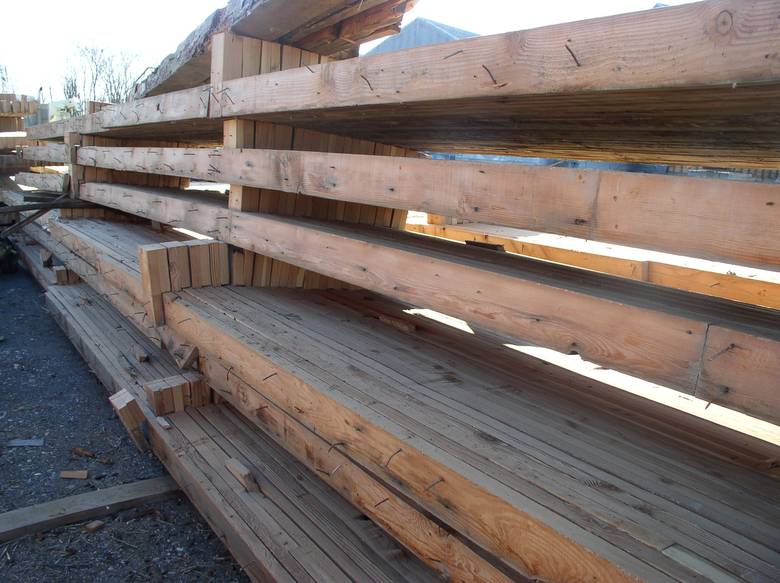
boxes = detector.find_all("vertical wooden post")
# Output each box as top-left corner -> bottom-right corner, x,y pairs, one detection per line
213,32 -> 262,213
64,132 -> 83,199
209,32 -> 413,291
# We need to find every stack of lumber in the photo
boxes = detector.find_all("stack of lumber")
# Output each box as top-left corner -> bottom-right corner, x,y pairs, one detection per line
45,282 -> 434,582
8,1 -> 780,581
0,94 -> 39,173
0,93 -> 37,130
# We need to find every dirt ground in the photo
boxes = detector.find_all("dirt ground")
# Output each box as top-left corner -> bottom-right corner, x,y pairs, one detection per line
0,268 -> 248,583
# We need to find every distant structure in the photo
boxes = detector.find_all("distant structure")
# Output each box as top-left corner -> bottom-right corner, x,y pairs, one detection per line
367,17 -> 476,55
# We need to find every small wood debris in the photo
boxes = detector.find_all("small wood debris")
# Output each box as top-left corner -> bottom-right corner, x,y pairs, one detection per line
84,520 -> 105,533
225,458 -> 259,492
71,447 -> 96,458
59,470 -> 89,480
6,438 -> 44,447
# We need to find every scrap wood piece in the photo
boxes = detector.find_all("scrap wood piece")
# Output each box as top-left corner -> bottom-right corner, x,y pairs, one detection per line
224,458 -> 259,492
84,520 -> 105,533
6,438 -> 44,447
59,470 -> 89,480
109,389 -> 149,451
71,447 -> 96,458
159,324 -> 199,370
0,476 -> 178,542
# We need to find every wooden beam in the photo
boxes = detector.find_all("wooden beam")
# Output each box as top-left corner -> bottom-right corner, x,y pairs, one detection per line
77,146 -> 780,268
162,241 -> 192,291
0,201 -> 94,213
21,143 -> 70,164
206,1 -> 780,167
81,182 -> 780,423
219,1 -> 780,116
0,476 -> 178,543
14,172 -> 69,192
27,2 -> 780,167
408,223 -> 780,309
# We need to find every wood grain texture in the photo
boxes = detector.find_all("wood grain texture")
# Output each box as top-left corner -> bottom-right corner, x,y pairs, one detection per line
164,284 -> 780,583
697,327 -> 780,418
77,145 -> 780,267
164,291 -> 654,583
0,477 -> 178,542
79,182 -> 780,423
27,2 -> 780,166
45,283 -> 441,583
408,223 -> 780,309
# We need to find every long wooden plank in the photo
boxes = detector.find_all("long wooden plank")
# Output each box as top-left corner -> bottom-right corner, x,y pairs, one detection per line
26,2 -> 780,167
407,223 -> 780,309
0,476 -> 179,542
212,0 -> 780,167
14,171 -> 69,192
219,0 -> 780,114
25,86 -> 215,141
80,182 -> 780,423
77,146 -> 780,267
21,144 -> 70,164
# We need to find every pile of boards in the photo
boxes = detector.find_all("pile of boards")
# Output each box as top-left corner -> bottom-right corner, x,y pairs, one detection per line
0,94 -> 39,174
4,1 -> 780,581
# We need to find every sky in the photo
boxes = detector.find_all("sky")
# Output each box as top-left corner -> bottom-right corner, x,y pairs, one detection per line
0,0 -> 694,101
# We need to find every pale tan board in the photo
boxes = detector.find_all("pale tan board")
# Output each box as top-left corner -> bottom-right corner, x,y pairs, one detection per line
0,477 -> 178,542
77,145 -> 780,267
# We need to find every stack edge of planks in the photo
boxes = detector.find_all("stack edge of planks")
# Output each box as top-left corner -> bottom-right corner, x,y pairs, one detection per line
5,1 -> 780,581
0,94 -> 40,175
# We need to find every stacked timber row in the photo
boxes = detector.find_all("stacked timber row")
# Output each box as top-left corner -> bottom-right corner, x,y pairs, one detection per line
5,1 -> 780,581
0,94 -> 40,175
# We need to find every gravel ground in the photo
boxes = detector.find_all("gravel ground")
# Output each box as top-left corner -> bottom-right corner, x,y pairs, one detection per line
0,268 -> 248,582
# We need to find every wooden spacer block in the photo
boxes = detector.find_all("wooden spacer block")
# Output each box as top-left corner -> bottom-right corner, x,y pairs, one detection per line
139,244 -> 172,296
209,241 -> 230,286
187,240 -> 212,288
143,377 -> 187,416
224,458 -> 259,492
162,241 -> 191,291
109,389 -> 149,451
182,371 -> 211,407
230,248 -> 246,286
53,265 -> 69,285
